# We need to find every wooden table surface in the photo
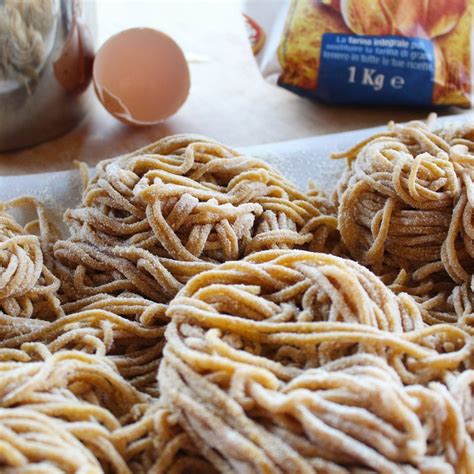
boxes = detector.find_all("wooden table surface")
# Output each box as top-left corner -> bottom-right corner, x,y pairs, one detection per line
1,0 -> 472,176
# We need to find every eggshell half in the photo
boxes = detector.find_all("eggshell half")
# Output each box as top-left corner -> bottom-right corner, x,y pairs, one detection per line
93,27 -> 190,125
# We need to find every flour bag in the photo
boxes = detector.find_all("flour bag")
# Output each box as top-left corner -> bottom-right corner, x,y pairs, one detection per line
249,0 -> 473,106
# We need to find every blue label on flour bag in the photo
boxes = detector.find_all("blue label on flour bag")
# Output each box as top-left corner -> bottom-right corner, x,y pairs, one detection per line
317,34 -> 435,105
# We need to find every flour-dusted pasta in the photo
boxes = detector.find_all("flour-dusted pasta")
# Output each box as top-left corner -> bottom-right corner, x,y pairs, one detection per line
0,198 -> 62,319
160,250 -> 474,473
335,117 -> 474,327
4,128 -> 474,473
54,134 -> 337,304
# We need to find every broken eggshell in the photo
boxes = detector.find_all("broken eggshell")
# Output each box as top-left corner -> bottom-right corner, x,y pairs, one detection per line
93,27 -> 190,126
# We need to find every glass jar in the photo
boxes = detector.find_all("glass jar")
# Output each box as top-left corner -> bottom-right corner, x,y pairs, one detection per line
0,0 -> 96,151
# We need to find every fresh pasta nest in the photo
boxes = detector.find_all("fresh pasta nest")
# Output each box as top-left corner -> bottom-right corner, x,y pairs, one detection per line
160,250 -> 474,473
0,199 -> 61,319
3,126 -> 474,473
335,118 -> 474,323
54,135 -> 337,304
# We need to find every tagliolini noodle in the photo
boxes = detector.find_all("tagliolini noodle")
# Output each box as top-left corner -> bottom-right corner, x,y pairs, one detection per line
159,250 -> 474,473
0,301 -> 165,396
0,314 -> 229,473
0,198 -> 62,319
0,342 -> 146,473
0,304 -> 214,473
334,117 -> 474,325
0,338 -> 215,474
4,128 -> 474,473
0,202 -> 193,471
0,408 -> 102,473
54,134 -> 338,304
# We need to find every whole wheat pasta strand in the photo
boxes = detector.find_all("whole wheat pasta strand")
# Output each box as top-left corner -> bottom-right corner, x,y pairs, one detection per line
159,249 -> 474,473
0,343 -> 150,473
8,127 -> 474,474
0,408 -> 102,473
447,369 -> 474,439
114,403 -> 218,474
54,134 -> 337,304
163,252 -> 471,384
0,199 -> 62,319
335,118 -> 474,325
0,341 -> 198,473
0,304 -> 166,396
0,0 -> 54,85
160,348 -> 473,473
0,339 -> 213,472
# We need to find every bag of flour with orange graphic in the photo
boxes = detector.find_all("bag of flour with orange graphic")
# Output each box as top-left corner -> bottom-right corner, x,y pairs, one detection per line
249,0 -> 473,107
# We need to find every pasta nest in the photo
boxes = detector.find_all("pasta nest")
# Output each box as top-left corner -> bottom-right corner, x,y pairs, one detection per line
0,295 -> 167,396
159,250 -> 474,473
0,338 -> 216,473
0,342 -> 151,473
335,119 -> 474,313
0,203 -> 61,319
54,135 -> 337,304
0,408 -> 102,473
